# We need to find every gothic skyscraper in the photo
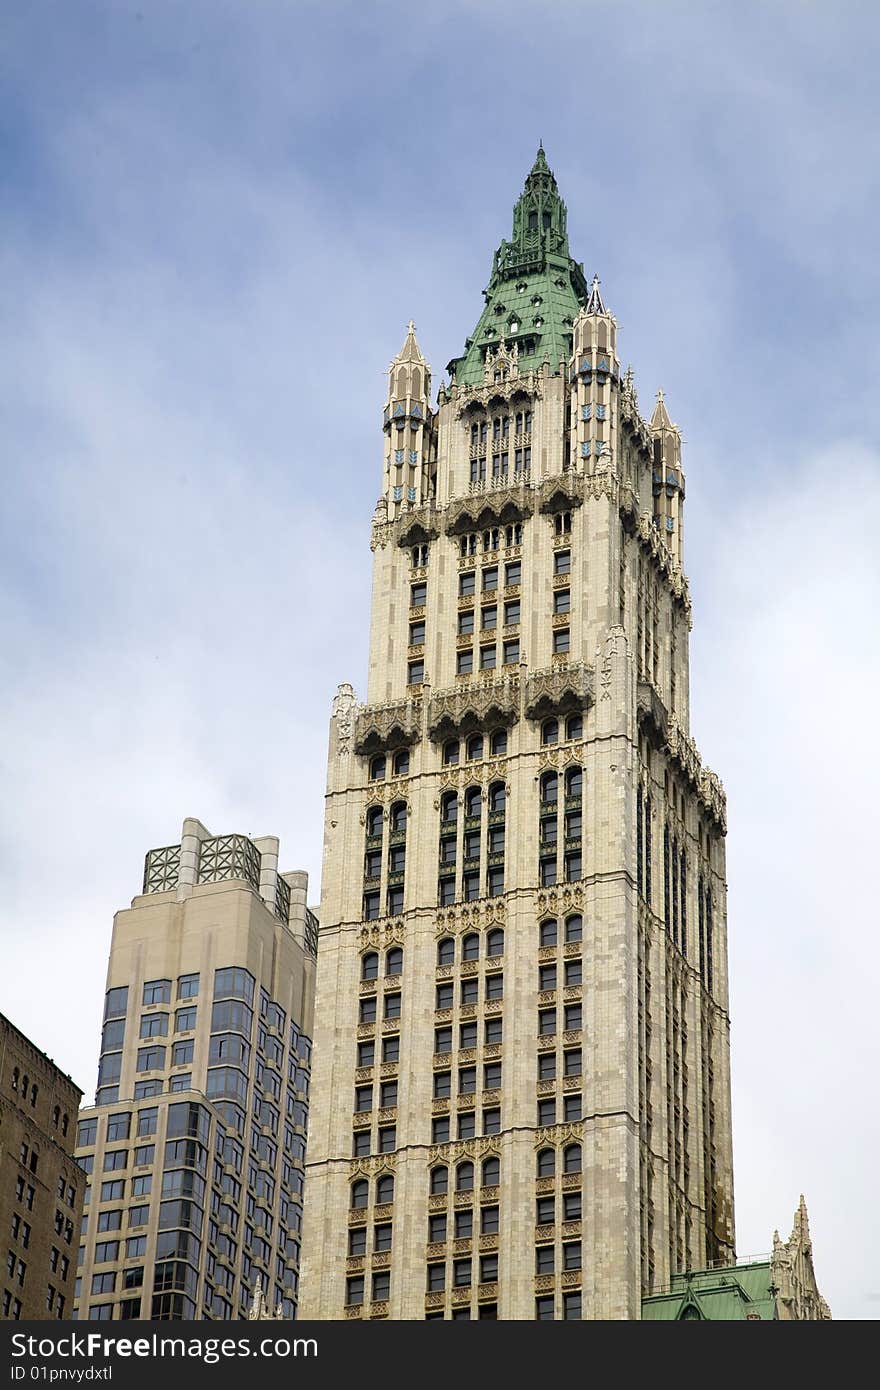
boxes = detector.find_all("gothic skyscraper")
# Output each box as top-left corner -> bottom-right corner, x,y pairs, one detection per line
300,149 -> 734,1320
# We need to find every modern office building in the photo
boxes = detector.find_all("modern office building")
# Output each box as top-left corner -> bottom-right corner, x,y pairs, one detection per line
0,1014 -> 84,1320
302,145 -> 747,1320
74,817 -> 316,1321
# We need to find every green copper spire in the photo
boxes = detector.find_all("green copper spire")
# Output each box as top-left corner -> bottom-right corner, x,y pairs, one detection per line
448,147 -> 589,386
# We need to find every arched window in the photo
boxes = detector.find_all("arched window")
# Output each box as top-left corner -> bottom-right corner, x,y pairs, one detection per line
437,938 -> 455,967
366,806 -> 383,837
370,755 -> 386,782
30,1085 -> 37,1107
482,1156 -> 500,1187
390,802 -> 407,832
537,1149 -> 556,1178
464,787 -> 482,818
564,915 -> 583,943
52,1105 -> 60,1128
489,782 -> 505,812
430,1166 -> 449,1195
566,714 -> 583,741
376,1174 -> 394,1205
490,729 -> 508,756
361,952 -> 379,982
456,1161 -> 474,1192
540,772 -> 558,804
385,947 -> 403,977
61,1114 -> 69,1137
565,767 -> 582,799
539,919 -> 558,947
393,749 -> 410,776
542,719 -> 559,746
443,740 -> 460,766
462,933 -> 480,962
351,1180 -> 368,1210
563,1144 -> 582,1174
486,928 -> 504,957
440,791 -> 458,825
466,735 -> 484,762
11,1067 -> 19,1091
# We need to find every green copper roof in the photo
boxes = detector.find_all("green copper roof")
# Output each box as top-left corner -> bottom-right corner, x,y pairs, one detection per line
448,146 -> 589,386
641,1262 -> 779,1321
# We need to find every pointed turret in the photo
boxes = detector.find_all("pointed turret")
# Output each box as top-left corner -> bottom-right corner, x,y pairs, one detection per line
569,273 -> 620,473
382,321 -> 436,515
447,146 -> 589,386
649,388 -> 685,564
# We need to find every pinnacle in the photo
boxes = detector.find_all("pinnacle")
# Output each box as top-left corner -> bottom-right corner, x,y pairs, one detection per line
650,388 -> 674,431
394,320 -> 425,365
585,274 -> 607,315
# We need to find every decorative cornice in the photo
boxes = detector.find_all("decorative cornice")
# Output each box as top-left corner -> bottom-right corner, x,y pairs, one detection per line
665,715 -> 727,833
524,663 -> 594,720
427,674 -> 520,740
445,482 -> 534,535
353,699 -> 422,756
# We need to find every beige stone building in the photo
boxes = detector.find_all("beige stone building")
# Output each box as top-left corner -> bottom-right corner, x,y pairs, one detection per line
0,1014 -> 84,1319
300,148 -> 736,1320
74,817 -> 316,1321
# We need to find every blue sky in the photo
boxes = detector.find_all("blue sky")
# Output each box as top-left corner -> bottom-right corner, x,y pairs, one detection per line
2,1 -> 878,1318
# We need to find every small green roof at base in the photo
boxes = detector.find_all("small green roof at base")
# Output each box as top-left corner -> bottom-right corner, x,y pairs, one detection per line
641,1262 -> 778,1320
448,147 -> 589,386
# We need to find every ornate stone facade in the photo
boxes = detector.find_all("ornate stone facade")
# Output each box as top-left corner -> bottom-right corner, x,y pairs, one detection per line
301,150 -> 738,1320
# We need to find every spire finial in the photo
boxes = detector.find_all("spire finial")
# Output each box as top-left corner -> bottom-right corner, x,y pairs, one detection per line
585,274 -> 606,315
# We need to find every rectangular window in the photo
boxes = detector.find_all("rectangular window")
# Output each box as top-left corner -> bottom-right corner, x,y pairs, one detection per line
364,849 -> 381,878
481,1206 -> 500,1235
410,620 -> 426,645
485,1017 -> 503,1044
553,628 -> 570,653
458,610 -> 474,636
363,891 -> 380,922
554,549 -> 571,576
564,1049 -> 582,1077
384,993 -> 401,1020
175,1007 -> 197,1031
453,1258 -> 472,1287
503,639 -> 519,665
480,644 -> 497,670
480,1254 -> 498,1284
458,1112 -> 476,1140
359,997 -> 377,1025
482,1108 -> 500,1135
454,1209 -> 472,1239
463,872 -> 479,901
100,1181 -> 125,1202
106,1113 -> 131,1142
564,1004 -> 582,1031
357,1041 -> 375,1068
540,858 -> 557,887
504,560 -> 521,586
346,1276 -> 364,1307
348,1227 -> 367,1257
538,1009 -> 556,1036
428,1215 -> 446,1244
431,1117 -> 450,1144
378,1127 -> 396,1153
487,867 -> 504,897
177,974 -> 199,999
434,1028 -> 452,1054
565,852 -> 582,882
481,605 -> 497,630
427,1264 -> 445,1292
411,582 -> 427,607
372,1271 -> 391,1301
536,1245 -> 555,1275
459,572 -> 475,597
136,1046 -> 165,1072
408,660 -> 425,685
538,1098 -> 556,1126
564,1291 -> 582,1320
460,1023 -> 477,1049
563,1094 -> 582,1122
172,1041 -> 194,1066
504,600 -> 520,625
382,1035 -> 399,1063
354,1086 -> 372,1113
563,1192 -> 582,1221
484,1062 -> 502,1089
94,1241 -> 120,1263
536,1196 -> 555,1225
458,1067 -> 476,1094
142,980 -> 171,1007
554,588 -> 571,614
438,877 -> 455,906
563,1241 -> 582,1270
460,977 -> 479,1005
539,963 -> 557,991
433,1071 -> 451,1099
103,1150 -> 127,1171
457,649 -> 473,675
482,567 -> 498,592
485,974 -> 503,1001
